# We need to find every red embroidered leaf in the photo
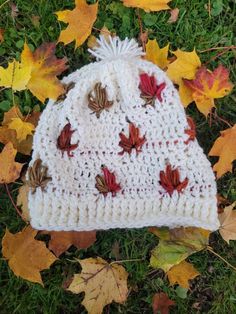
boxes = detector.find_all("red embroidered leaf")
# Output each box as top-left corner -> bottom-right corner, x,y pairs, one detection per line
57,123 -> 79,157
184,116 -> 196,144
159,164 -> 188,196
95,166 -> 121,197
139,73 -> 166,106
119,122 -> 146,155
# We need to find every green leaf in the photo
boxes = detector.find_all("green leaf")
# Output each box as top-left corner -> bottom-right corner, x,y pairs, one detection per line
0,100 -> 11,111
211,0 -> 223,16
175,286 -> 188,299
143,14 -> 158,27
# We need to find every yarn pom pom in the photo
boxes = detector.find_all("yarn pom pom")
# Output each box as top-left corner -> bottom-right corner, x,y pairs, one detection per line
88,36 -> 145,61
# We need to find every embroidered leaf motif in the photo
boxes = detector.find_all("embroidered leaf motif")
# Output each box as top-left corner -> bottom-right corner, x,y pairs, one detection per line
123,0 -> 171,12
88,82 -> 113,118
159,164 -> 188,195
95,166 -> 121,197
0,142 -> 23,184
208,124 -> 236,178
145,39 -> 169,70
139,73 -> 166,106
55,0 -> 98,48
2,226 -> 57,285
27,159 -> 51,194
167,260 -> 200,289
7,118 -> 34,142
119,122 -> 146,155
57,122 -> 79,157
152,292 -> 175,314
184,116 -> 196,144
67,257 -> 128,314
218,202 -> 236,243
183,65 -> 233,117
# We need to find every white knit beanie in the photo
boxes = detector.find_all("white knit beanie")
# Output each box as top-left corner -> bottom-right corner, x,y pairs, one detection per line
27,36 -> 220,231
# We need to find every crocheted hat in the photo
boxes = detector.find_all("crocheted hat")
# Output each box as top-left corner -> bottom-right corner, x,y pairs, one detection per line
27,36 -> 220,231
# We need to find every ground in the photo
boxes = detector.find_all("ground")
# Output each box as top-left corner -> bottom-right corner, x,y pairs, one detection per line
0,0 -> 236,313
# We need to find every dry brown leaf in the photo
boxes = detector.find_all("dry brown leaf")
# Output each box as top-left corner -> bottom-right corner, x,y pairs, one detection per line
55,0 -> 98,48
167,260 -> 200,289
0,28 -> 4,43
218,202 -> 236,243
209,124 -> 236,178
168,8 -> 179,23
16,184 -> 30,221
0,142 -> 23,184
123,0 -> 171,12
2,226 -> 57,285
68,257 -> 128,314
152,292 -> 175,314
42,230 -> 96,257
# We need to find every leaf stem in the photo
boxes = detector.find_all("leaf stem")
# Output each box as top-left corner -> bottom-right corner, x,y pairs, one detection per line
0,0 -> 10,10
4,183 -> 27,222
199,45 -> 236,53
110,258 -> 144,265
207,246 -> 236,272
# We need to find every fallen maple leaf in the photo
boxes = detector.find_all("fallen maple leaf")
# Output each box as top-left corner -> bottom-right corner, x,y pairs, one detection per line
55,0 -> 98,48
0,28 -> 4,43
0,43 -> 67,102
0,106 -> 40,155
145,39 -> 169,70
42,230 -> 96,257
68,257 -> 128,314
16,184 -> 30,221
152,292 -> 175,314
123,0 -> 171,12
8,118 -> 34,142
218,202 -> 236,243
149,227 -> 210,272
2,226 -> 57,285
0,142 -> 23,184
168,8 -> 179,23
183,65 -> 233,117
167,260 -> 200,289
209,124 -> 236,178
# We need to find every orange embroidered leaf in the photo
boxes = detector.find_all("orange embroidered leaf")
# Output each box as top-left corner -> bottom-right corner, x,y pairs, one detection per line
68,257 -> 128,314
2,226 -> 57,285
55,0 -> 98,48
0,142 -> 23,184
167,260 -> 200,289
218,202 -> 236,243
145,39 -> 169,70
42,230 -> 96,257
209,124 -> 236,178
184,65 -> 233,117
152,292 -> 175,314
123,0 -> 171,12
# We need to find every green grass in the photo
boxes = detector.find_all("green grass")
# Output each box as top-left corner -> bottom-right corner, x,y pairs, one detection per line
0,0 -> 236,313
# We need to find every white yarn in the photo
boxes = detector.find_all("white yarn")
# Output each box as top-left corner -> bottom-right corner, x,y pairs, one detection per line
28,37 -> 219,232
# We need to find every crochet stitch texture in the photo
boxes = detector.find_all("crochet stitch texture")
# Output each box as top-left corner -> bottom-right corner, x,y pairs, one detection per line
28,36 -> 220,231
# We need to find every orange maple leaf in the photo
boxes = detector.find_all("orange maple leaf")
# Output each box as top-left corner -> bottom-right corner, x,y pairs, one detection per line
55,0 -> 98,48
183,65 -> 233,117
209,124 -> 236,178
123,0 -> 171,12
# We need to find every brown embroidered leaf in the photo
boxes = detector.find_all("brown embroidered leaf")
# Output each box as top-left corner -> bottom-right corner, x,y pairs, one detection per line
0,142 -> 23,184
88,82 -> 113,118
42,230 -> 96,257
2,226 -> 57,285
27,159 -> 51,194
68,257 -> 128,314
152,292 -> 175,314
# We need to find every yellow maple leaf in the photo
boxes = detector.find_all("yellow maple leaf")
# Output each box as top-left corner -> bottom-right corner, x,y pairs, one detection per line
2,226 -> 57,285
0,142 -> 23,184
218,202 -> 236,243
145,39 -> 169,70
123,0 -> 171,12
167,260 -> 200,289
8,118 -> 35,142
68,257 -> 128,314
209,124 -> 236,178
183,65 -> 233,117
55,0 -> 98,48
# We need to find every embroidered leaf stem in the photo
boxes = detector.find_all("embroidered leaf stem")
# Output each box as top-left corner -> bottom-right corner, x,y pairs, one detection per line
57,122 -> 79,157
159,164 -> 188,196
88,83 -> 113,118
139,73 -> 166,107
95,166 -> 121,197
184,116 -> 196,144
119,122 -> 146,155
27,159 -> 51,194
